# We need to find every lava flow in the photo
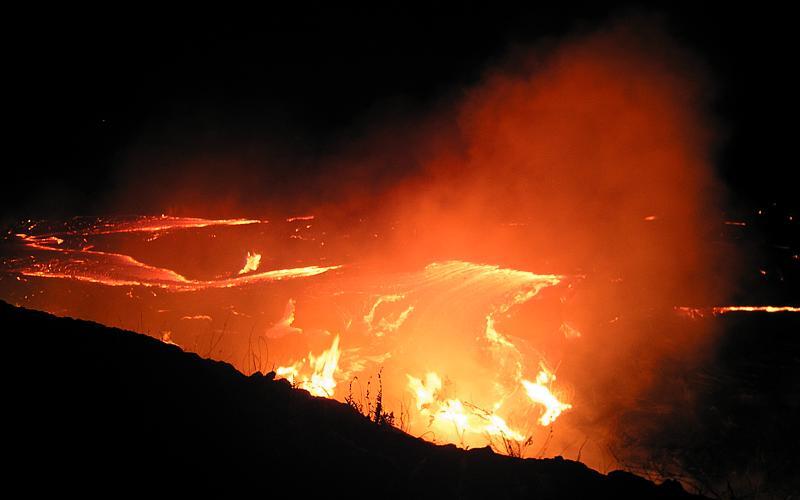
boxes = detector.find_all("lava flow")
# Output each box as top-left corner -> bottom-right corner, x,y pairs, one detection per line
7,216 -> 340,290
675,305 -> 800,319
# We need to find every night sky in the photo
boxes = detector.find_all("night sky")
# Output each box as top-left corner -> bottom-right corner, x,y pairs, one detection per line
4,3 -> 797,219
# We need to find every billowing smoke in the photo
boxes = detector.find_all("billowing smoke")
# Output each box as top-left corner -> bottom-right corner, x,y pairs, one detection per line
368,20 -> 734,469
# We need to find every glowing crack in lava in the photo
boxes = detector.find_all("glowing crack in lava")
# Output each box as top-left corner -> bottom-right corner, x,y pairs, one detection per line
7,216 -> 340,290
675,305 -> 800,319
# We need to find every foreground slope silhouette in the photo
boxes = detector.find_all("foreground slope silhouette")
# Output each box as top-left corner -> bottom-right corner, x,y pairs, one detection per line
2,301 -> 701,498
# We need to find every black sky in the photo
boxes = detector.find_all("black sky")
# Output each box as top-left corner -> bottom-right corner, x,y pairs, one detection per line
4,3 -> 797,219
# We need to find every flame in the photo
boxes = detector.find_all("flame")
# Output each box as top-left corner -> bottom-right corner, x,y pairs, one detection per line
407,372 -> 443,411
160,331 -> 181,348
403,340 -> 573,444
405,370 -> 550,445
277,335 -> 341,397
275,364 -> 300,382
238,251 -> 261,274
522,365 -> 573,426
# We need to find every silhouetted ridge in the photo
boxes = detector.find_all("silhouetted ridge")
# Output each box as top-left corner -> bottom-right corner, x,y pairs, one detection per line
2,301 -> 700,498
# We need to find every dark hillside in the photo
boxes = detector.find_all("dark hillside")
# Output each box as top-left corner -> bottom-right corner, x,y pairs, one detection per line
2,301 -> 700,498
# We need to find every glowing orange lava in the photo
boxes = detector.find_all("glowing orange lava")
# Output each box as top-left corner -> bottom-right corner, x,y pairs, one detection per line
8,217 -> 341,290
675,306 -> 800,319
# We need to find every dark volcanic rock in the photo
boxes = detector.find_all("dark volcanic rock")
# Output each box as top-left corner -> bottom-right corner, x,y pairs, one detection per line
2,301 -> 702,498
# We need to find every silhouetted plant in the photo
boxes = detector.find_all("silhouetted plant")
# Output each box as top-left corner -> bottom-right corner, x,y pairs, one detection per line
345,368 -> 396,427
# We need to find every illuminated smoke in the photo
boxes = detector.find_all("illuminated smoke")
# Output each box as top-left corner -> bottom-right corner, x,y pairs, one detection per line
364,18 -> 737,467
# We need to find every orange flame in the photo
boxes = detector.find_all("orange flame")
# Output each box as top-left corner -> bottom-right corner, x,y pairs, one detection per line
406,372 -> 527,442
522,365 -> 573,426
405,366 -> 569,447
238,251 -> 261,274
277,335 -> 342,397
